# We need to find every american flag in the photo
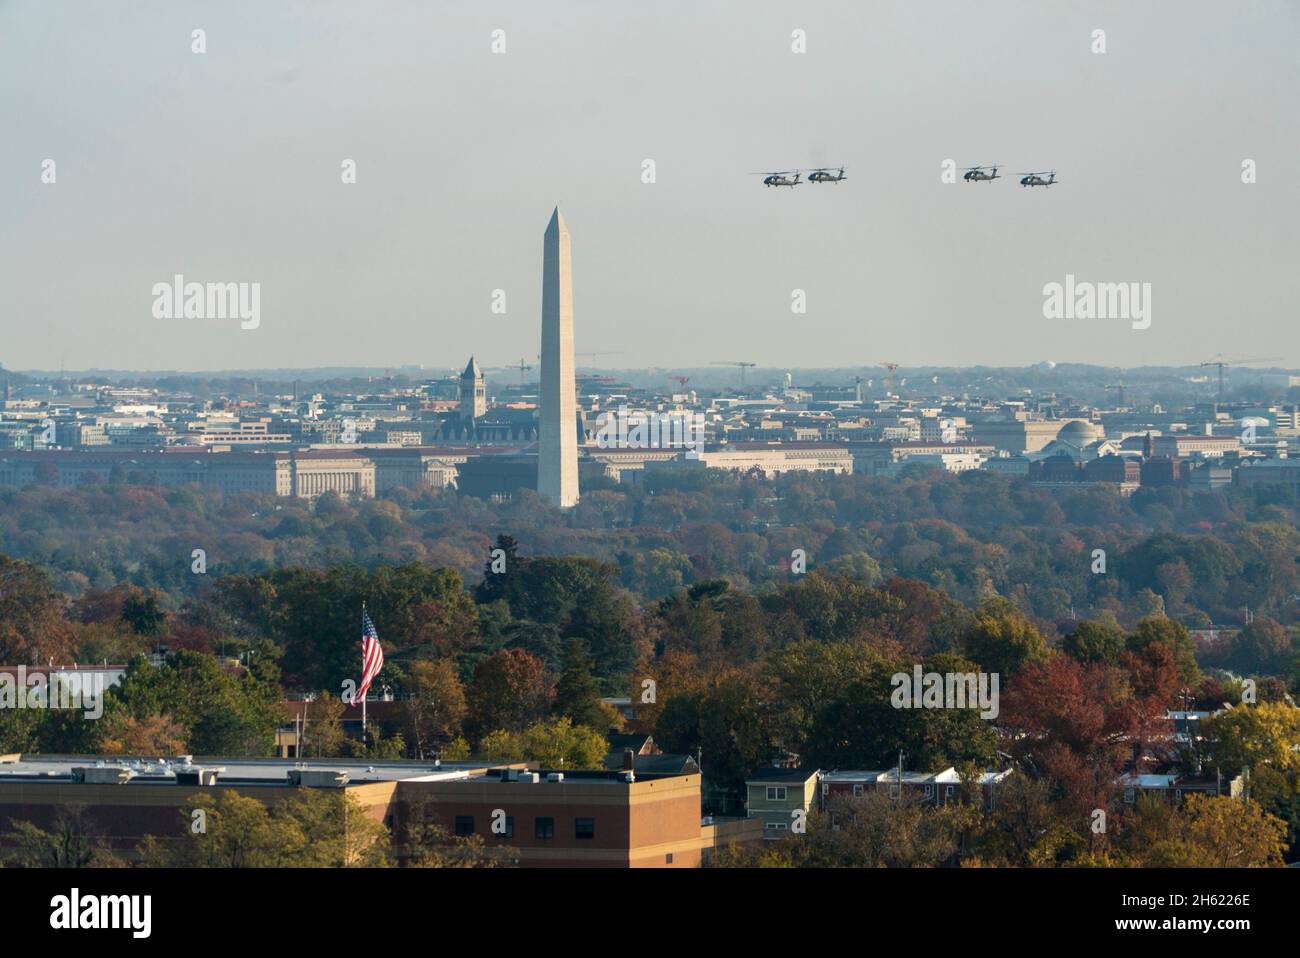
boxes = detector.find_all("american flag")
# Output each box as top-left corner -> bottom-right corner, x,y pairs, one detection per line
356,607 -> 384,707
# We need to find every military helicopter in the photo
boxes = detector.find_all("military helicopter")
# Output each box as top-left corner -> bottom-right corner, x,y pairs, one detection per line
1019,170 -> 1058,188
751,169 -> 802,188
962,165 -> 1000,182
807,166 -> 847,184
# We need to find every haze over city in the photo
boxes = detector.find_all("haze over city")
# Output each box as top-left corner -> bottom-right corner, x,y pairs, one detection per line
4,0 -> 1298,371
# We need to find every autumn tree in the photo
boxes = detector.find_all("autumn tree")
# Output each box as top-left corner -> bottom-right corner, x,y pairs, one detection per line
962,597 -> 1049,677
1128,794 -> 1286,867
100,712 -> 187,756
401,660 -> 467,758
1203,702 -> 1300,776
466,648 -> 552,741
0,554 -> 73,664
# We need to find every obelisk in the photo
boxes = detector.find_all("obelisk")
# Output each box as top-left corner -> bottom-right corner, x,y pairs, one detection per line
539,207 -> 579,508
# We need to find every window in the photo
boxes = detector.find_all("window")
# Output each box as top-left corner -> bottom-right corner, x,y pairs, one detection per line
924,785 -> 933,798
454,815 -> 474,837
535,816 -> 555,840
945,785 -> 955,797
1124,788 -> 1135,805
665,853 -> 673,864
765,822 -> 788,834
852,784 -> 863,797
575,817 -> 595,840
766,786 -> 787,801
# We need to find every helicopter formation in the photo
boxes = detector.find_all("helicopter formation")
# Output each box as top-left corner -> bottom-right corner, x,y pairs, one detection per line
750,166 -> 847,188
963,165 -> 1059,187
751,164 -> 1057,188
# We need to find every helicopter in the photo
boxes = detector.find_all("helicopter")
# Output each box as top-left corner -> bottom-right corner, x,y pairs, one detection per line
1019,170 -> 1057,188
807,166 -> 847,184
962,165 -> 1000,182
751,170 -> 802,188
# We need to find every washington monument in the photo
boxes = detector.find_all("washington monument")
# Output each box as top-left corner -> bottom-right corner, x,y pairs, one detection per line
539,207 -> 580,508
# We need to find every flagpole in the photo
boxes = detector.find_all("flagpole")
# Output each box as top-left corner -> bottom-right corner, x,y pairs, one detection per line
361,603 -> 368,735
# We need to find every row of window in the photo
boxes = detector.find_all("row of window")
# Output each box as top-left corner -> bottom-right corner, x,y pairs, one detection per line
453,815 -> 596,840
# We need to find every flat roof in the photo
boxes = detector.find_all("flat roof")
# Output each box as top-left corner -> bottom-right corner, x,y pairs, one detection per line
0,755 -> 489,785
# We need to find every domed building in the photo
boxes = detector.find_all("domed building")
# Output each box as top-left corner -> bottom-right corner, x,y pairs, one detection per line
1031,419 -> 1118,462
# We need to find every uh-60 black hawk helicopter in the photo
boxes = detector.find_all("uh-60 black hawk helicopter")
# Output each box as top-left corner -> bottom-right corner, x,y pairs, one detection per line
807,166 -> 847,183
963,164 -> 1000,182
1019,170 -> 1058,187
750,166 -> 847,188
751,169 -> 803,188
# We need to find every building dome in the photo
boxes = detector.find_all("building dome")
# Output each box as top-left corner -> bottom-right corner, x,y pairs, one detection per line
1055,420 -> 1103,444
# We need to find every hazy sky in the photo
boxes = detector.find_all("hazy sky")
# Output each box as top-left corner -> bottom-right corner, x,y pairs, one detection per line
3,0 -> 1298,373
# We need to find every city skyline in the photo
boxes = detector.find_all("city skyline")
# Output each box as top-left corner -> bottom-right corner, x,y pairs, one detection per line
4,1 -> 1297,371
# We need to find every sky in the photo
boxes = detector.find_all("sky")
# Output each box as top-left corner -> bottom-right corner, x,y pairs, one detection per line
3,0 -> 1298,373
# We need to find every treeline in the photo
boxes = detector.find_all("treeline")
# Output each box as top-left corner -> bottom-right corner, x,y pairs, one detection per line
719,788 -> 1290,868
4,468 -> 1300,628
3,541 -> 1299,843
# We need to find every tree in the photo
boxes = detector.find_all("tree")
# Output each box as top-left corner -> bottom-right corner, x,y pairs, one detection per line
656,671 -> 769,811
552,639 -> 605,731
139,789 -> 388,867
1230,618 -> 1294,676
393,799 -> 517,868
466,649 -> 552,741
402,660 -> 467,758
479,717 -> 608,769
963,597 -> 1049,677
107,651 -> 282,756
1132,794 -> 1286,867
3,805 -> 120,868
1062,619 -> 1125,665
1203,702 -> 1300,775
758,790 -> 976,868
1127,616 -> 1200,685
999,656 -> 1142,821
301,691 -> 348,758
100,712 -> 187,755
120,592 -> 167,636
0,554 -> 73,664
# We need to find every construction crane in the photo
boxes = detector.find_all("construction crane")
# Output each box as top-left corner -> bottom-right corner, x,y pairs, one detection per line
881,362 -> 900,396
669,375 -> 691,393
1199,355 -> 1281,399
711,361 -> 757,384
1103,381 -> 1127,407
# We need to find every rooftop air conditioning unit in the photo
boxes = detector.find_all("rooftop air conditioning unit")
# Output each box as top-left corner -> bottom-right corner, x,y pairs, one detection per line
288,769 -> 350,788
546,772 -> 564,783
518,772 -> 540,784
73,766 -> 135,784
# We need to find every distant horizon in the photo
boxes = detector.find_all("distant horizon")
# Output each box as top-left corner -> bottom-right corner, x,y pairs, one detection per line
3,361 -> 1295,378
